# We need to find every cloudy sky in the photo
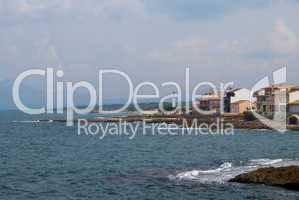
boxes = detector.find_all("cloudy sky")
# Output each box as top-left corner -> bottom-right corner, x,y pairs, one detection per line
0,0 -> 299,100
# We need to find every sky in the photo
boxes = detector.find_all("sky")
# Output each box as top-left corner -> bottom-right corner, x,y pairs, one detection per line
0,0 -> 299,101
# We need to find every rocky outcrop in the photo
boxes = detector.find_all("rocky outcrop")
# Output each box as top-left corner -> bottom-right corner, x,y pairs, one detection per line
229,166 -> 299,191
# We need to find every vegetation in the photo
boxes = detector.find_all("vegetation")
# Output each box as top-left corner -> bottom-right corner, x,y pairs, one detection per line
243,111 -> 257,121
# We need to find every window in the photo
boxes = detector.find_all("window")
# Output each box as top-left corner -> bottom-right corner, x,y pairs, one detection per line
263,105 -> 266,112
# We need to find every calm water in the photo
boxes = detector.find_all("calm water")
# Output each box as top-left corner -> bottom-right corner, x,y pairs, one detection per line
1,111 -> 299,200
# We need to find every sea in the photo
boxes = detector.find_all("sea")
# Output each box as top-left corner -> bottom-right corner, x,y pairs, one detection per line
1,110 -> 299,200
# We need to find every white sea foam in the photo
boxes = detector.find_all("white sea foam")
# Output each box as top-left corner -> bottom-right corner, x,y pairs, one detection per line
12,120 -> 41,123
170,158 -> 299,184
12,120 -> 54,123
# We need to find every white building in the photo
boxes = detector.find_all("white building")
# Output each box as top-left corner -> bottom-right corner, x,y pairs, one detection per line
289,90 -> 299,103
230,88 -> 251,103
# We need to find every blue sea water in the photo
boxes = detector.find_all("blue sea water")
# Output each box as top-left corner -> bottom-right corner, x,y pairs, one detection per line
1,111 -> 299,200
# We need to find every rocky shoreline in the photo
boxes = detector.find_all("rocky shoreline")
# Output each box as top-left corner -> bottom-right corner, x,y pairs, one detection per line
40,114 -> 299,131
229,166 -> 299,191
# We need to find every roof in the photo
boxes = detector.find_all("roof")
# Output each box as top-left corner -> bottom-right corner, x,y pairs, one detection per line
290,89 -> 299,93
227,88 -> 241,92
289,100 -> 299,105
253,84 -> 299,96
263,83 -> 299,90
226,88 -> 251,95
227,88 -> 248,92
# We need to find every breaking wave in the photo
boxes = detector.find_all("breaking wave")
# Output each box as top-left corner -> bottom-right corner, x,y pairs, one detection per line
169,158 -> 299,184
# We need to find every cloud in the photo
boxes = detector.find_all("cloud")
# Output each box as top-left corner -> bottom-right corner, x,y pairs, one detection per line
240,17 -> 298,61
144,0 -> 274,20
271,19 -> 298,55
15,2 -> 35,13
1,0 -> 299,94
149,37 -> 210,64
0,0 -> 145,20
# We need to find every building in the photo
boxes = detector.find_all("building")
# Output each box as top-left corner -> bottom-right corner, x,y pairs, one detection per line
197,94 -> 221,113
289,101 -> 299,114
194,88 -> 252,114
231,100 -> 251,114
224,88 -> 251,113
254,84 -> 299,123
288,90 -> 299,124
289,90 -> 299,103
288,100 -> 299,125
254,84 -> 299,116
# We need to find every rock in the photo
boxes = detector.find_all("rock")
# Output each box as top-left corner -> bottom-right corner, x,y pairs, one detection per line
229,166 -> 299,191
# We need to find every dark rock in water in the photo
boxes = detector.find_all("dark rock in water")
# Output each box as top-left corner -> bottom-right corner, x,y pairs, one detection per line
229,166 -> 299,191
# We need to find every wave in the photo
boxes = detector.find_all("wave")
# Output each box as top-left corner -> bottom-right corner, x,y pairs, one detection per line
12,120 -> 53,123
12,120 -> 40,123
169,158 -> 299,184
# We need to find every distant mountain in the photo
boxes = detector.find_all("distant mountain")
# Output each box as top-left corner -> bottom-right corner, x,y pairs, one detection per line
0,79 -> 129,111
0,79 -> 167,111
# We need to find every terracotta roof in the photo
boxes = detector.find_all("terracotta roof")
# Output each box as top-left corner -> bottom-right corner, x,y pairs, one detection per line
289,100 -> 299,105
290,88 -> 299,93
263,83 -> 299,90
253,84 -> 299,96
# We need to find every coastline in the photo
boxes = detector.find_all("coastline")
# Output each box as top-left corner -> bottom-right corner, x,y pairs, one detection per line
38,114 -> 299,131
